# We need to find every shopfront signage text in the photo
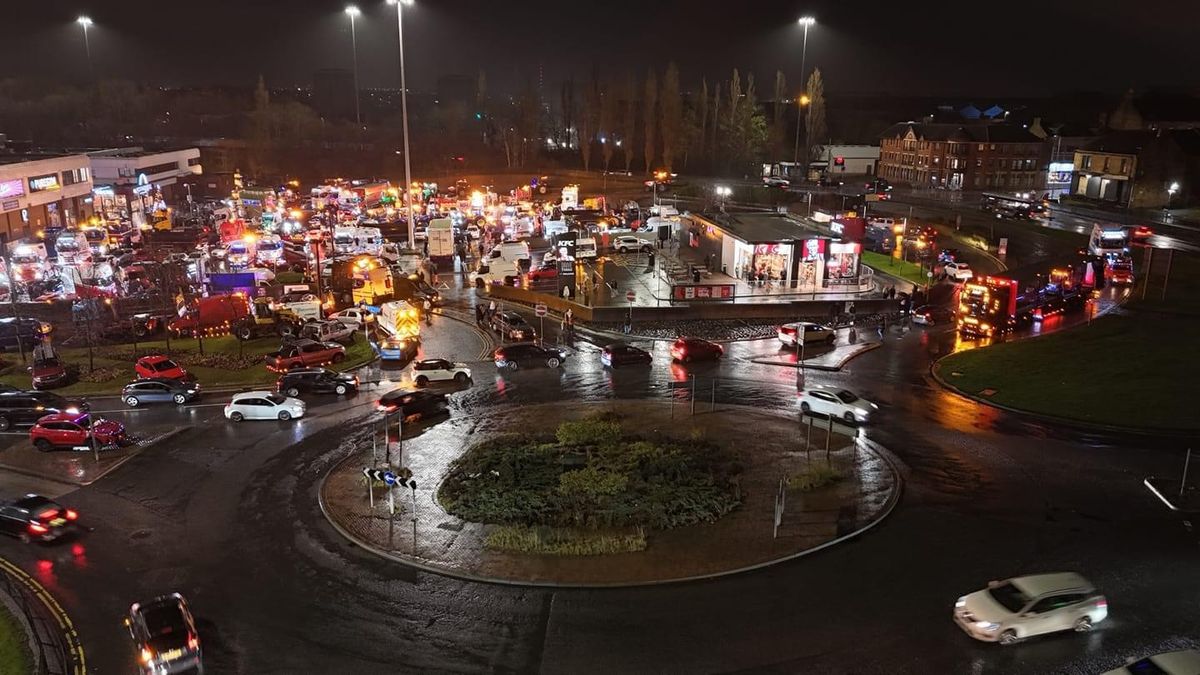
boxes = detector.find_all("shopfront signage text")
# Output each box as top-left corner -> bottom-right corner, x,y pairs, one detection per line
28,174 -> 60,192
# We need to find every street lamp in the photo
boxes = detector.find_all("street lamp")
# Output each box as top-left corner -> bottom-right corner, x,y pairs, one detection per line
344,5 -> 362,126
1167,181 -> 1180,213
76,16 -> 94,79
792,15 -> 816,166
386,0 -> 416,247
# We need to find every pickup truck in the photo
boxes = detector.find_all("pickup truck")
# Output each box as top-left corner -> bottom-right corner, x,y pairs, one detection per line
264,340 -> 346,371
298,319 -> 357,344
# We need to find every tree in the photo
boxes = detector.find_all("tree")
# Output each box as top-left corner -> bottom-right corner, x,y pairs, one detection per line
560,79 -> 575,149
769,70 -> 788,160
697,78 -> 709,167
804,68 -> 827,162
717,69 -> 768,175
579,70 -> 601,171
621,73 -> 637,172
599,79 -> 617,172
659,62 -> 682,171
642,68 -> 658,172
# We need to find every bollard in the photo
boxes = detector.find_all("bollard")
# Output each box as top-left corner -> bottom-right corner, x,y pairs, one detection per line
690,375 -> 696,415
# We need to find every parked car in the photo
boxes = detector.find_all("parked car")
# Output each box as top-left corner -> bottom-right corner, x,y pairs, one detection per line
762,176 -> 790,188
777,322 -> 835,346
493,343 -> 567,370
276,368 -> 358,397
953,572 -> 1108,645
376,388 -> 448,420
797,386 -> 877,423
264,340 -> 346,371
0,392 -> 87,431
1131,225 -> 1154,242
670,337 -> 723,363
30,412 -> 126,450
0,494 -> 79,543
912,305 -> 955,326
299,319 -> 357,344
377,336 -> 420,362
490,311 -> 536,341
329,307 -> 373,328
135,355 -> 190,381
600,343 -> 652,368
1102,650 -> 1200,675
126,593 -> 203,675
409,359 -> 471,386
224,391 -> 306,421
613,235 -> 653,253
527,264 -> 559,281
31,357 -> 70,390
122,378 -> 200,407
943,262 -> 974,282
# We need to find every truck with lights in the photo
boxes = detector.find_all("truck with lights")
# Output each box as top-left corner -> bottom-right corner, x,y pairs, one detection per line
958,258 -> 1097,337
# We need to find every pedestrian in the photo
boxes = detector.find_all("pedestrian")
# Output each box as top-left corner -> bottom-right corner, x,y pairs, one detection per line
423,298 -> 433,326
475,304 -> 484,325
488,299 -> 497,321
623,313 -> 632,335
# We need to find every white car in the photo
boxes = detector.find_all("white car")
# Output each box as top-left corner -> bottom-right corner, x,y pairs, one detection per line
329,307 -> 373,329
409,358 -> 472,386
613,235 -> 653,254
778,322 -> 835,346
797,386 -> 877,423
953,572 -> 1108,645
763,176 -> 790,188
224,391 -> 306,422
944,262 -> 973,282
1102,650 -> 1200,675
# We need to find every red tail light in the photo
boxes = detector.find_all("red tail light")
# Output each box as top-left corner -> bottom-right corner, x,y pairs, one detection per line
187,634 -> 199,650
28,522 -> 48,534
65,509 -> 78,521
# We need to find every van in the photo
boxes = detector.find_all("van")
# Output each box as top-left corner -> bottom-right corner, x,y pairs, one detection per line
488,241 -> 531,264
576,237 -> 598,259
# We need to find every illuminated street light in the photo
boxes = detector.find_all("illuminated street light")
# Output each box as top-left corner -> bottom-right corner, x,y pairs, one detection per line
1166,181 -> 1181,213
76,16 -> 94,79
793,16 -> 816,165
386,0 -> 416,246
344,5 -> 362,126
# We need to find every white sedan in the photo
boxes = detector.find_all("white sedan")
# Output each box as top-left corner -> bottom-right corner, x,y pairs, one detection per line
954,573 -> 1108,645
409,358 -> 472,387
944,262 -> 974,282
778,322 -> 836,346
224,391 -> 306,422
613,236 -> 653,254
797,386 -> 877,423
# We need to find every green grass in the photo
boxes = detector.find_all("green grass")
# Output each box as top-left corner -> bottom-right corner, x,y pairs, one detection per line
787,463 -> 844,492
0,602 -> 32,675
0,333 -> 376,395
485,525 -> 647,555
938,314 -> 1200,430
862,251 -> 931,286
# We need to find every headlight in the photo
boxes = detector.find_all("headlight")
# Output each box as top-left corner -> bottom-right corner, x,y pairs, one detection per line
955,597 -> 966,608
973,621 -> 999,632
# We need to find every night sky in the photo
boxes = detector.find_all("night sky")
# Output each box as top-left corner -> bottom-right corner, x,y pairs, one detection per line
3,0 -> 1198,96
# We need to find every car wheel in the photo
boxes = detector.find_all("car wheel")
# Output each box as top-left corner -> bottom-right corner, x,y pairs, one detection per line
334,384 -> 348,395
125,396 -> 139,408
454,372 -> 469,384
843,411 -> 856,423
800,402 -> 811,413
508,361 -> 519,371
619,246 -> 628,253
173,394 -> 187,405
229,411 -> 244,422
34,438 -> 53,452
998,630 -> 1019,645
278,411 -> 292,421
1073,617 -> 1093,632
331,352 -> 345,363
286,387 -> 301,398
0,416 -> 11,432
415,375 -> 429,387
546,357 -> 561,368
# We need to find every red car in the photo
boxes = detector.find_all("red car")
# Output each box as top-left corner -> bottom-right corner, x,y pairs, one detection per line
527,264 -> 559,281
29,413 -> 126,451
670,337 -> 723,363
264,339 -> 346,372
135,355 -> 189,381
31,357 -> 70,390
1131,225 -> 1153,242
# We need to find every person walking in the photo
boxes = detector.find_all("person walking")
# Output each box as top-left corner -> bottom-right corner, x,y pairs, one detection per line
423,298 -> 433,326
488,299 -> 497,322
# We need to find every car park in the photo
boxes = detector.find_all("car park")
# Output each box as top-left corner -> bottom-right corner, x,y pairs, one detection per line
613,235 -> 653,253
490,311 -> 537,341
797,386 -> 877,423
376,388 -> 448,420
777,322 -> 835,346
912,305 -> 955,326
493,343 -> 567,370
409,359 -> 471,386
0,495 -> 79,543
30,412 -> 126,450
670,337 -> 723,363
224,391 -> 306,421
122,378 -> 200,407
126,593 -> 203,675
276,368 -> 358,397
135,355 -> 190,381
953,572 -> 1108,645
600,343 -> 652,367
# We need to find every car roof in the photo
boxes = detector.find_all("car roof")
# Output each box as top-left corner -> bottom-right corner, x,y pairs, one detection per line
12,495 -> 54,510
233,390 -> 277,399
128,377 -> 183,386
138,355 -> 172,363
1010,572 -> 1094,597
35,412 -> 87,424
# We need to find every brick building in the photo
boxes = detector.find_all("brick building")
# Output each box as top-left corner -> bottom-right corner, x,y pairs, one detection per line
878,122 -> 1049,191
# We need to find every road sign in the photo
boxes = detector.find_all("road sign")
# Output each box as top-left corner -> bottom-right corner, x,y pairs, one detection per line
625,290 -> 636,302
534,303 -> 548,317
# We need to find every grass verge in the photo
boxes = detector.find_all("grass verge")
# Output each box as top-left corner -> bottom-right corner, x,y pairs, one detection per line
787,463 -> 844,492
0,601 -> 32,675
485,525 -> 647,555
862,251 -> 931,287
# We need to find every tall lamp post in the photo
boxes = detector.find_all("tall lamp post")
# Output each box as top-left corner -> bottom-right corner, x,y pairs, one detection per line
344,5 -> 362,127
792,16 -> 816,166
1166,181 -> 1180,215
76,16 -> 94,80
386,0 -> 417,247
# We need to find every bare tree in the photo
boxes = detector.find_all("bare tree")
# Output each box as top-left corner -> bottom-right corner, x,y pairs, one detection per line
697,78 -> 709,164
599,79 -> 616,172
580,71 -> 600,171
804,68 -> 827,163
659,62 -> 682,172
621,73 -> 637,172
642,67 -> 658,172
770,70 -> 788,160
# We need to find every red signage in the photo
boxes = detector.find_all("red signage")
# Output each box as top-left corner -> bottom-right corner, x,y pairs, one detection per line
671,284 -> 735,301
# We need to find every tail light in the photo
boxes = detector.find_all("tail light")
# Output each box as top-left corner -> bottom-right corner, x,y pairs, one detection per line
28,522 -> 48,534
187,634 -> 199,650
65,509 -> 78,521
141,648 -> 154,664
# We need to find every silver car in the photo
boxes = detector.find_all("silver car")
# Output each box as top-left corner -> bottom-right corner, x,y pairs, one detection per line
954,572 -> 1108,645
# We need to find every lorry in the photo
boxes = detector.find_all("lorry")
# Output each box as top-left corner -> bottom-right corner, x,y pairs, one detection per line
1108,256 -> 1134,285
333,226 -> 383,256
378,300 -> 422,340
1088,224 -> 1130,258
957,257 -> 1094,337
169,294 -> 252,337
427,218 -> 456,268
232,297 -> 309,340
329,257 -> 394,306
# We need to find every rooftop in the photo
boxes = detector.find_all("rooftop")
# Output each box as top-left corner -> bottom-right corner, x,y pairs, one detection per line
880,121 -> 1044,144
698,211 -> 827,244
0,152 -> 88,166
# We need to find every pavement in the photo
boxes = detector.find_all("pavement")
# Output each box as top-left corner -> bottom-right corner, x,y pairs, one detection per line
321,400 -> 896,586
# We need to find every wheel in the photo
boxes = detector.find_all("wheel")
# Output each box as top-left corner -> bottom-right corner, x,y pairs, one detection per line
335,384 -> 349,395
619,246 -> 628,253
286,387 -> 301,398
546,357 -> 561,368
234,325 -> 253,341
34,438 -> 53,452
800,402 -> 811,413
277,323 -> 297,338
0,416 -> 10,432
125,396 -> 140,408
998,630 -> 1019,645
508,361 -> 519,371
331,352 -> 345,363
454,372 -> 469,384
415,375 -> 429,387
1074,616 -> 1093,632
229,411 -> 244,422
173,394 -> 187,405
278,411 -> 292,421
843,411 -> 856,423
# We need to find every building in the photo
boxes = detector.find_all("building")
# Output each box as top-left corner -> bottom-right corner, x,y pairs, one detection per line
88,147 -> 201,227
0,153 -> 94,238
878,122 -> 1048,191
811,144 -> 880,177
1072,130 -> 1199,208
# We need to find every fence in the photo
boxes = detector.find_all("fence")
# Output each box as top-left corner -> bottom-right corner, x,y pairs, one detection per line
0,558 -> 84,675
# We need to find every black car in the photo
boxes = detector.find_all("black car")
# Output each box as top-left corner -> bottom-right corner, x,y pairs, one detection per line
912,305 -> 955,326
0,391 -> 88,431
276,368 -> 359,397
121,378 -> 201,407
0,494 -> 79,543
376,388 -> 448,419
600,342 -> 652,368
490,311 -> 537,341
494,343 -> 567,370
0,318 -> 48,352
126,593 -> 202,675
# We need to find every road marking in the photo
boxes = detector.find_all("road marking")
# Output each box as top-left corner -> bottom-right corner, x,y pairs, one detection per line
0,556 -> 87,674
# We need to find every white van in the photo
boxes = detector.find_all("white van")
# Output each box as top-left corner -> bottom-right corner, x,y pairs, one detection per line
469,259 -> 521,289
576,237 -> 598,259
488,240 -> 531,264
543,220 -> 568,238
